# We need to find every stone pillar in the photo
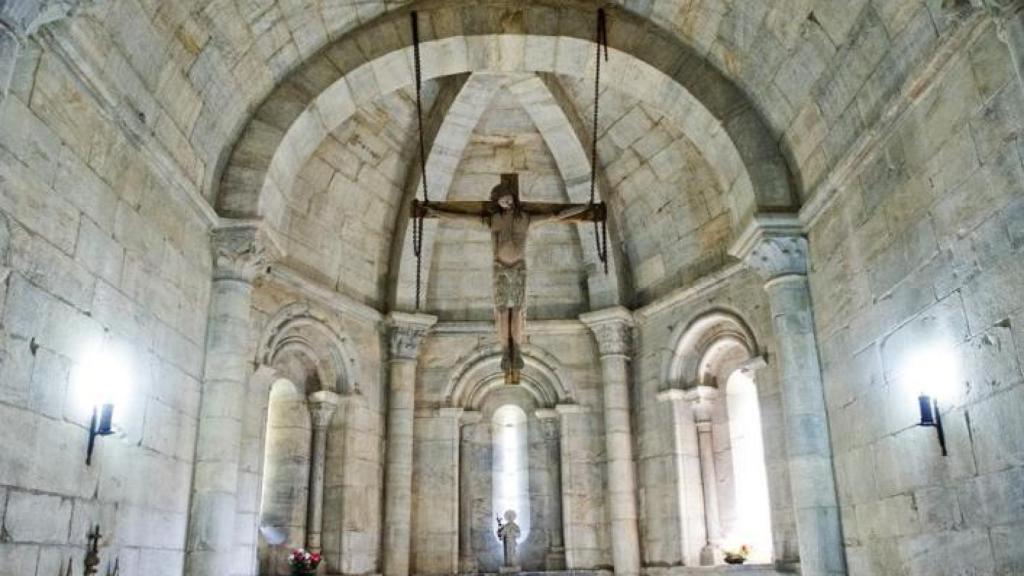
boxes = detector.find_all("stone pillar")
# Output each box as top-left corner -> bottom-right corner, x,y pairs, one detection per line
656,389 -> 705,566
536,409 -> 566,570
580,307 -> 641,576
731,218 -> 845,576
686,387 -> 722,566
458,411 -> 483,573
307,391 -> 341,554
439,407 -> 464,574
382,312 -> 436,576
186,222 -> 281,576
553,403 -> 586,568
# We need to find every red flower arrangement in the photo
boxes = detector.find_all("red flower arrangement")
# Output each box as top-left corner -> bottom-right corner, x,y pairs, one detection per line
287,548 -> 322,575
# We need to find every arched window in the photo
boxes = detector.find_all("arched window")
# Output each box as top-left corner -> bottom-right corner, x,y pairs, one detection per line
725,371 -> 773,563
492,404 -> 531,541
257,379 -> 312,575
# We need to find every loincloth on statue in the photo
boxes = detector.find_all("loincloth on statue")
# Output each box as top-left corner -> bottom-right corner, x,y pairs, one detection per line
493,261 -> 527,309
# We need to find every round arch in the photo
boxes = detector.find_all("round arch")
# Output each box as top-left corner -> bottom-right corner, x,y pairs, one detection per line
257,302 -> 361,395
216,2 -> 793,243
663,309 -> 761,390
445,343 -> 574,410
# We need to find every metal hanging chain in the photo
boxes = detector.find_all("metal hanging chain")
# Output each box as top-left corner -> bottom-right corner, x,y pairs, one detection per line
589,8 -> 610,273
411,11 -> 428,310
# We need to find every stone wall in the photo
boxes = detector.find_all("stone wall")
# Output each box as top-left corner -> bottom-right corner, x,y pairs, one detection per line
804,16 -> 1024,576
0,35 -> 213,576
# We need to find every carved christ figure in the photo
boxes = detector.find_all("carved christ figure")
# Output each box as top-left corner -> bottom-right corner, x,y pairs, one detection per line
413,174 -> 605,384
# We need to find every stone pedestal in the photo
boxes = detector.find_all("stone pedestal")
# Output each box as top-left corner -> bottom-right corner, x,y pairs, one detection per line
307,391 -> 341,553
382,312 -> 436,576
186,223 -> 281,576
731,218 -> 845,576
580,307 -> 641,576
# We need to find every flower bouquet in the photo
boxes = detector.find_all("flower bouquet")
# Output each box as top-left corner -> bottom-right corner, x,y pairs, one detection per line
287,548 -> 322,576
723,544 -> 751,565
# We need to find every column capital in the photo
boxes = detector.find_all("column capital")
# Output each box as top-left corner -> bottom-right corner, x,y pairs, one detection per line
580,306 -> 635,358
0,0 -> 100,37
655,388 -> 688,403
308,390 -> 342,429
386,312 -> 437,360
683,385 -> 718,422
554,403 -> 587,416
212,219 -> 283,282
729,214 -> 808,281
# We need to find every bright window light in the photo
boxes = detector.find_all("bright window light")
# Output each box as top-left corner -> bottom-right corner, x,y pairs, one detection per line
492,404 -> 530,542
725,371 -> 773,564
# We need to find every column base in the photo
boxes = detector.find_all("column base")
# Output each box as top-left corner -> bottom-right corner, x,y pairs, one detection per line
546,548 -> 566,571
499,566 -> 522,573
700,544 -> 721,566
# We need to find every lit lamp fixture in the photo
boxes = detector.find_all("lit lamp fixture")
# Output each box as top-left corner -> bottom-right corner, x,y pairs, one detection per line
75,345 -> 131,466
906,345 -> 957,458
87,403 -> 115,466
917,393 -> 946,457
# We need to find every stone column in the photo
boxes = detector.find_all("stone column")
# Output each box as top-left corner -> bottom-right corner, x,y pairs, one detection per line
458,411 -> 483,573
580,307 -> 641,576
686,387 -> 722,566
186,222 -> 281,576
536,409 -> 566,570
439,407 -> 464,574
307,391 -> 341,553
655,389 -> 705,566
731,218 -> 845,576
553,403 -> 586,568
382,312 -> 436,576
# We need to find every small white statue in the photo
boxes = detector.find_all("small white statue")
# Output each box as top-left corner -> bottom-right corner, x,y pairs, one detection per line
496,509 -> 521,570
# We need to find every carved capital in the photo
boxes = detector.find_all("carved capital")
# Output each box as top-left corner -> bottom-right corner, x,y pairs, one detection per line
386,312 -> 437,361
535,408 -> 560,439
684,385 -> 718,423
0,0 -> 102,37
580,306 -> 634,358
729,214 -> 807,281
949,0 -> 1024,18
212,220 -> 282,282
308,390 -> 341,429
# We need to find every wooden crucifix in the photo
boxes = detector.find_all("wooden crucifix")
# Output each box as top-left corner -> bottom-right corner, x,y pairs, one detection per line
412,173 -> 606,384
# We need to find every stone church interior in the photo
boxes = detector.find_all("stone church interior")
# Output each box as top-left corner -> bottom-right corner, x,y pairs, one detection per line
1,1 -> 1023,575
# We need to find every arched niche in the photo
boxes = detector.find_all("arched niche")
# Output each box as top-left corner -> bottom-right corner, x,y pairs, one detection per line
247,303 -> 362,574
660,309 -> 777,566
443,343 -> 575,573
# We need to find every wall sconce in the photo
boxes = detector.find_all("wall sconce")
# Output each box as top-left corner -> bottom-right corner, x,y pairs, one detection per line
918,394 -> 947,456
75,345 -> 131,466
86,404 -> 115,466
905,344 -> 957,458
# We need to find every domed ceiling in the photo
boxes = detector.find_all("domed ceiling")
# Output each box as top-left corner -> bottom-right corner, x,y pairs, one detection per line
278,69 -> 729,316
